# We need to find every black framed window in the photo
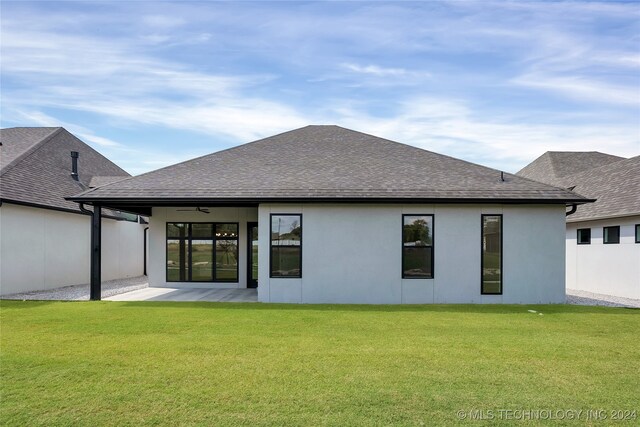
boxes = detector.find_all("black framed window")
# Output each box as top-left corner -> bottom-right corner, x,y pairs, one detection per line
167,223 -> 188,281
270,214 -> 302,278
215,224 -> 239,281
635,224 -> 639,243
577,228 -> 591,245
166,222 -> 238,282
402,215 -> 434,279
603,226 -> 620,244
481,215 -> 502,295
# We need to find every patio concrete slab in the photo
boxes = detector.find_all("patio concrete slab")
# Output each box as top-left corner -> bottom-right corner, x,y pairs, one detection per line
105,287 -> 258,302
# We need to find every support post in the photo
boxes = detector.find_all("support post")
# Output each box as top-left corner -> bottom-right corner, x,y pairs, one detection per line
90,204 -> 102,301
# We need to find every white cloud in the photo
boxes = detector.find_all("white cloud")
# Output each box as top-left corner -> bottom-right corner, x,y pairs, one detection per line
1,1 -> 638,175
13,95 -> 638,175
512,74 -> 640,107
67,99 -> 310,143
12,110 -> 122,148
0,22 -> 307,142
328,97 -> 639,172
142,15 -> 186,29
0,29 -> 252,95
342,63 -> 412,77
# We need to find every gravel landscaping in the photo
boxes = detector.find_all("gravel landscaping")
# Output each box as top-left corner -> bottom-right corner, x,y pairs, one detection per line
1,276 -> 148,301
566,288 -> 640,308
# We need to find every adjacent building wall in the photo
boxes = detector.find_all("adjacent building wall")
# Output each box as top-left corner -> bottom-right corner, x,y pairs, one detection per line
258,203 -> 566,304
0,203 -> 145,295
147,207 -> 258,288
566,216 -> 640,299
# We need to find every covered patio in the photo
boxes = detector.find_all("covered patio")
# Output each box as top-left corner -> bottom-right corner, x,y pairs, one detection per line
65,199 -> 260,300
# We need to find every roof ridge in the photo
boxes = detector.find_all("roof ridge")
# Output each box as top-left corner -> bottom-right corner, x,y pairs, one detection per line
71,125 -> 592,204
62,130 -> 131,178
1,126 -> 61,130
546,150 -> 622,155
73,125 -> 319,197
0,127 -> 62,177
520,150 -> 627,182
546,152 -> 565,177
83,124 -> 542,201
515,151 -> 551,176
334,125 -> 491,169
356,126 -> 584,197
89,175 -> 131,189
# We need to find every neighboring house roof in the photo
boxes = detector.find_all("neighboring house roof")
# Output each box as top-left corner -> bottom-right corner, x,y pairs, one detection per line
562,156 -> 640,222
0,127 -> 130,213
71,125 -> 590,208
0,127 -> 60,170
517,151 -> 640,222
516,151 -> 625,188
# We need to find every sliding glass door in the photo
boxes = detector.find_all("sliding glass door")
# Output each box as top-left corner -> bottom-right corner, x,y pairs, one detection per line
166,222 -> 238,283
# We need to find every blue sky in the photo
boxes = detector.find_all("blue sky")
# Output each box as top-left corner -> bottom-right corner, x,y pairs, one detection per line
1,1 -> 639,175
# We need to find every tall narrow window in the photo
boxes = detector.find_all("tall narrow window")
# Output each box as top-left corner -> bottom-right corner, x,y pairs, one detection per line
270,214 -> 302,278
577,228 -> 591,245
481,215 -> 502,295
402,215 -> 434,278
215,224 -> 239,281
191,223 -> 214,282
636,224 -> 640,244
166,222 -> 238,282
603,226 -> 620,244
167,223 -> 188,281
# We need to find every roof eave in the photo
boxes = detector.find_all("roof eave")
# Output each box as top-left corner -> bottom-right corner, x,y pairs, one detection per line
66,195 -> 596,206
567,211 -> 640,223
0,198 -> 141,220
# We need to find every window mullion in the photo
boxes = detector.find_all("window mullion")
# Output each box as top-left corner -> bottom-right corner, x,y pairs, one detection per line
213,222 -> 220,282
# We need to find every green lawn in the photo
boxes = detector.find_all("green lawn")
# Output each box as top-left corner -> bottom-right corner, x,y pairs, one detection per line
1,302 -> 638,426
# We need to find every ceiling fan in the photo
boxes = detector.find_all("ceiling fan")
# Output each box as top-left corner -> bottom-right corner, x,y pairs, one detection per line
176,207 -> 211,214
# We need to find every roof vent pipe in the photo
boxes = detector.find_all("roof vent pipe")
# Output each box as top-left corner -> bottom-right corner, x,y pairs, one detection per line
500,171 -> 505,182
71,151 -> 79,181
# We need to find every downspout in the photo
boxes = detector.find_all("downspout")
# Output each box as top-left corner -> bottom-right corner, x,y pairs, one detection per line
566,204 -> 577,216
79,203 -> 92,215
143,227 -> 149,276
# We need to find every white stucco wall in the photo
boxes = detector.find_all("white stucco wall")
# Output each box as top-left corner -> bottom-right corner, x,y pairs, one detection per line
101,215 -> 146,282
147,207 -> 258,288
0,203 -> 146,295
258,203 -> 566,304
566,216 -> 640,299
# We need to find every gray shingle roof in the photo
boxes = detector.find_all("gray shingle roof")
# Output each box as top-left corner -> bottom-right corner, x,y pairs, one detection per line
562,156 -> 640,222
88,176 -> 130,188
517,151 -> 640,221
0,127 -> 60,171
71,125 -> 589,205
516,151 -> 625,187
0,127 -> 130,212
